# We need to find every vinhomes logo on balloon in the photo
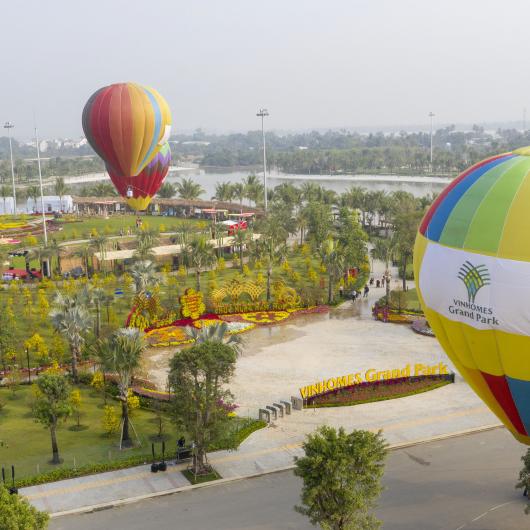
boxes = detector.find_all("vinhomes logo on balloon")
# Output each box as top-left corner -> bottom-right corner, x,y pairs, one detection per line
457,261 -> 490,303
447,261 -> 498,326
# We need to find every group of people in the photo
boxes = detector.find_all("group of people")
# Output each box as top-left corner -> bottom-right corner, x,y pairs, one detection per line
339,275 -> 387,302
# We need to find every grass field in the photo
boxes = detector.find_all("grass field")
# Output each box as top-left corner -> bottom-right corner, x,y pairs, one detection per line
0,384 -> 179,479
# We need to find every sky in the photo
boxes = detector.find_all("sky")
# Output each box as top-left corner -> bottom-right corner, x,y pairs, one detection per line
2,0 -> 530,139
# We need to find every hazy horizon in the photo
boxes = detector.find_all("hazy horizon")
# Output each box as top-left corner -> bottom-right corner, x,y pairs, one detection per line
2,0 -> 529,140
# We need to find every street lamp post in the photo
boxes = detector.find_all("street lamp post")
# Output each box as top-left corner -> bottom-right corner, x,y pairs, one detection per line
256,108 -> 269,212
34,127 -> 48,246
3,122 -> 16,214
429,112 -> 435,173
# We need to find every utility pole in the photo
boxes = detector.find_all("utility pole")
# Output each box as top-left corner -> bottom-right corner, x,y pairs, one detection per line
34,127 -> 48,245
3,122 -> 16,214
256,108 -> 269,211
429,112 -> 435,173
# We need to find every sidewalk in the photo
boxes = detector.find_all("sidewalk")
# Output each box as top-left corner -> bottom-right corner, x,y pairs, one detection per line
22,381 -> 501,515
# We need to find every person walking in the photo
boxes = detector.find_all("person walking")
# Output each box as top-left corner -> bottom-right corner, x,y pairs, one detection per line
363,285 -> 369,298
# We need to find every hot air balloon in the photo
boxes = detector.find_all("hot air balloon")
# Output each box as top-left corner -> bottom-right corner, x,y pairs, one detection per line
414,147 -> 530,445
82,82 -> 171,177
107,142 -> 171,211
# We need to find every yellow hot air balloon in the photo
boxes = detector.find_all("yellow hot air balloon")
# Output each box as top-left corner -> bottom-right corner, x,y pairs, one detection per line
415,148 -> 530,445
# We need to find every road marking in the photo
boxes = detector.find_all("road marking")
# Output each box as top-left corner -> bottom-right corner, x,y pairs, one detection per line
454,501 -> 515,529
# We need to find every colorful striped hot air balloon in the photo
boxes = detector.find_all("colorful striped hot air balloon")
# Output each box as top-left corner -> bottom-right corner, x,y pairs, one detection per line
414,147 -> 530,445
107,142 -> 171,211
82,82 -> 171,177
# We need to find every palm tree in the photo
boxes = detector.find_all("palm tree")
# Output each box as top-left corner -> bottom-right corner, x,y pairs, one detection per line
47,240 -> 65,276
232,183 -> 245,205
185,236 -> 216,291
94,328 -> 145,448
27,185 -> 40,212
54,176 -> 68,212
256,221 -> 288,302
213,182 -> 234,202
231,227 -> 251,272
49,293 -> 93,382
91,287 -> 107,338
90,235 -> 109,271
157,182 -> 176,199
72,245 -> 95,278
129,259 -> 157,295
321,238 -> 346,304
133,228 -> 159,262
175,177 -> 204,200
185,321 -> 242,354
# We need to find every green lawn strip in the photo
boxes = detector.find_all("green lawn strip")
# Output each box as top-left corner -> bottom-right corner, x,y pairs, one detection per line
305,380 -> 451,409
182,469 -> 222,485
0,385 -> 265,487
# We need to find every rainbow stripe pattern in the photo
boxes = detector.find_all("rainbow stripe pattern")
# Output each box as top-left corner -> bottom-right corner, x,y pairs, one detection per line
82,82 -> 171,178
415,148 -> 530,445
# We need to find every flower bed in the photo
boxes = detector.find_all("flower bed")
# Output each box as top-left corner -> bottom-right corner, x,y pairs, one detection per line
144,306 -> 329,347
306,374 -> 454,408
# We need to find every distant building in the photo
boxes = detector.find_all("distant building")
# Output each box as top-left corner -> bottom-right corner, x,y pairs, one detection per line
0,197 -> 16,215
26,195 -> 74,214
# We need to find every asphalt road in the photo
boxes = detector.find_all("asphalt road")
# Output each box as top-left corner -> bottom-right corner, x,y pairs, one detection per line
51,428 -> 529,530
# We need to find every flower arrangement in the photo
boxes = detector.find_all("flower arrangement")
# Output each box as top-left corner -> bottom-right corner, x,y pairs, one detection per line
239,310 -> 290,324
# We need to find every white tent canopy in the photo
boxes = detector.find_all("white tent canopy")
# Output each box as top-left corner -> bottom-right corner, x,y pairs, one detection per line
26,195 -> 74,214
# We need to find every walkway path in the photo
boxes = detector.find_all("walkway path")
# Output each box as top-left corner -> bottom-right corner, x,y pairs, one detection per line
21,258 -> 503,515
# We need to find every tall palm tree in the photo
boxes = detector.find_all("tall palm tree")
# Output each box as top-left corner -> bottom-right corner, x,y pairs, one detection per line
49,292 -> 93,382
54,176 -> 68,212
256,221 -> 288,302
232,183 -> 245,205
321,238 -> 346,304
90,235 -> 109,271
129,260 -> 157,295
72,245 -> 95,278
213,182 -> 234,202
185,236 -> 216,291
133,228 -> 159,262
27,185 -> 40,212
157,182 -> 176,199
91,287 -> 107,338
231,227 -> 252,271
175,177 -> 204,200
47,240 -> 65,276
94,328 -> 145,448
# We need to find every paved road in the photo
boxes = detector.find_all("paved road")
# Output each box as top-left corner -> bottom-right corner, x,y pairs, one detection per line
50,429 -> 529,530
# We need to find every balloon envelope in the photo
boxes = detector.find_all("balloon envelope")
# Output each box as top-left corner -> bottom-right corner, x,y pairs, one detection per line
82,82 -> 171,177
107,142 -> 171,211
414,147 -> 530,445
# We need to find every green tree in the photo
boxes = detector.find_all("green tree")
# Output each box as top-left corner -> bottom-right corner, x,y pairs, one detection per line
54,176 -> 68,212
371,237 -> 395,305
129,259 -> 157,295
169,340 -> 238,475
295,426 -> 388,530
133,228 -> 159,261
321,239 -> 346,304
47,239 -> 65,276
0,483 -> 49,530
185,236 -> 216,292
516,448 -> 530,513
27,185 -> 40,210
157,182 -> 176,199
175,177 -> 204,200
213,181 -> 234,202
93,328 -> 145,448
32,371 -> 72,464
0,184 -> 10,213
0,304 -> 14,373
231,227 -> 251,272
49,292 -> 92,382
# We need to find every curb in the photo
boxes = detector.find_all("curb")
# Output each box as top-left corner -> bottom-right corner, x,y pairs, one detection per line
48,423 -> 504,518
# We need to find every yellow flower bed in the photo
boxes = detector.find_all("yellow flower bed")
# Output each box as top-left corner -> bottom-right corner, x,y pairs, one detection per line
239,311 -> 290,324
0,221 -> 28,230
145,326 -> 193,347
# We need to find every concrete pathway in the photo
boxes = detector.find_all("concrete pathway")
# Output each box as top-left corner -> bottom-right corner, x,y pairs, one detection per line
21,258 -> 502,515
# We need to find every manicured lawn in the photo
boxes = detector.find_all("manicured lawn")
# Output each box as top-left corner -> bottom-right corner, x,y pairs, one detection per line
55,215 -> 204,240
0,384 -> 178,480
403,287 -> 422,311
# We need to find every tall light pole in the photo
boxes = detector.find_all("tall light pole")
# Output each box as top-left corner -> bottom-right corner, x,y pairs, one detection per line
3,122 -> 16,214
34,127 -> 48,245
256,108 -> 269,211
429,112 -> 435,173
